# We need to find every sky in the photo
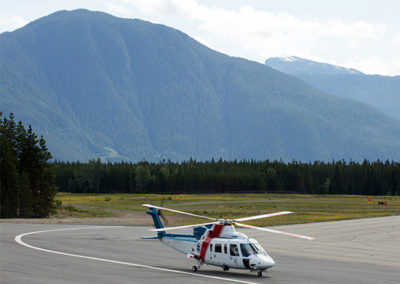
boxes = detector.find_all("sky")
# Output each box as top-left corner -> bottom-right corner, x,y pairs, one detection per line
1,0 -> 400,76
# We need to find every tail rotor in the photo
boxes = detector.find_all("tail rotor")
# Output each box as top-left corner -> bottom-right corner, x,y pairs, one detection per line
158,197 -> 169,226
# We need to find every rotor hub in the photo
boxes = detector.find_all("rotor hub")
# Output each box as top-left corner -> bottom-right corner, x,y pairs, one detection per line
217,219 -> 234,225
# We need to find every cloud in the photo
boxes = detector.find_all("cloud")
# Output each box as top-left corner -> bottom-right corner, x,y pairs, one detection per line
123,0 -> 384,54
107,3 -> 133,16
123,0 -> 383,41
117,0 -> 397,75
122,0 -> 186,16
0,14 -> 27,32
343,57 -> 400,76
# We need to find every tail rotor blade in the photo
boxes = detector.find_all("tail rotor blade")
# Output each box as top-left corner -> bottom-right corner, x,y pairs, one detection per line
158,197 -> 168,225
159,212 -> 169,226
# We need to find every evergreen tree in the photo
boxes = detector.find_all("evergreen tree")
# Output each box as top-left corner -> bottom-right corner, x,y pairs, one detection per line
0,113 -> 57,218
0,132 -> 20,217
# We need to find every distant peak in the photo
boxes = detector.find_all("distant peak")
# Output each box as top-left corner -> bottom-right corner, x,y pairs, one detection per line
265,56 -> 363,76
282,56 -> 298,62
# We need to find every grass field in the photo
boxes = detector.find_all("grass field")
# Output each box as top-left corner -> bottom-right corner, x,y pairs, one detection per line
55,193 -> 400,226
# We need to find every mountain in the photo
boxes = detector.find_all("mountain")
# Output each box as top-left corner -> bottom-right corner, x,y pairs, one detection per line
265,56 -> 400,120
1,10 -> 400,162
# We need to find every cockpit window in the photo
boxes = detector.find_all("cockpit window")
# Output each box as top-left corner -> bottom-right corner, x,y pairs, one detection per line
240,243 -> 256,257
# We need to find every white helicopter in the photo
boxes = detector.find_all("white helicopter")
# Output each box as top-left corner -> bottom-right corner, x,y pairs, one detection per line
142,204 -> 314,277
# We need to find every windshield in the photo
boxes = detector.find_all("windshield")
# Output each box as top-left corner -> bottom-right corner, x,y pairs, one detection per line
251,241 -> 268,256
240,243 -> 256,257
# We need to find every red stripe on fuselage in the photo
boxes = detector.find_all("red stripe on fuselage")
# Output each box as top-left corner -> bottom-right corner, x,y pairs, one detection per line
199,224 -> 224,262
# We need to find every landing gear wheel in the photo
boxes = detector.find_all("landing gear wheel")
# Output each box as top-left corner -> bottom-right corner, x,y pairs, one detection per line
257,271 -> 263,277
192,266 -> 198,272
223,265 -> 229,271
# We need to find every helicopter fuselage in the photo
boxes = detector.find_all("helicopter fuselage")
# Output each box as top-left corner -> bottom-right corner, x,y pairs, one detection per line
146,208 -> 275,272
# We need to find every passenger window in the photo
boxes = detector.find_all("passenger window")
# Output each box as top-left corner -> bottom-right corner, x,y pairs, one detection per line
230,244 -> 239,256
215,243 -> 222,253
224,244 -> 227,254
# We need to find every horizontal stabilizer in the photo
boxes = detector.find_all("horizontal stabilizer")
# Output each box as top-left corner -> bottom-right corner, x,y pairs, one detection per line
141,236 -> 161,240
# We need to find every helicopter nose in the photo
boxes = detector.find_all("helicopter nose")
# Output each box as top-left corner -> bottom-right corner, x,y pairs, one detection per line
266,256 -> 275,267
250,255 -> 275,270
258,255 -> 275,269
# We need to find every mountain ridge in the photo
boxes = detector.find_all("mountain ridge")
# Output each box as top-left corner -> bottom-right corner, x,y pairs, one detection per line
266,56 -> 363,76
2,10 -> 400,162
265,56 -> 400,120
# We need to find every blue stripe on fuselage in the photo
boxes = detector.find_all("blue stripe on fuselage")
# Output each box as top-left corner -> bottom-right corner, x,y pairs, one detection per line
163,234 -> 197,242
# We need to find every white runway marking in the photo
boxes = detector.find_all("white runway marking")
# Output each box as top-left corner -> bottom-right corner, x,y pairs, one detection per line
15,227 -> 258,284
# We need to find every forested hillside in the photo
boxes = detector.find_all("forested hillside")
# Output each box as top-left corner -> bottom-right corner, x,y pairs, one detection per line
54,159 -> 400,196
2,10 -> 400,162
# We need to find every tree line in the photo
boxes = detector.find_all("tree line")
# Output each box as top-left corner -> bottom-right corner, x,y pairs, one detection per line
1,113 -> 57,218
2,112 -> 399,219
54,158 -> 400,196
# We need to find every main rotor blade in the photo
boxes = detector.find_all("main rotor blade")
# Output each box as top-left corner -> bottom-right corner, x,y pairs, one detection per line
235,222 -> 314,241
151,222 -> 215,232
234,211 -> 293,222
143,204 -> 216,221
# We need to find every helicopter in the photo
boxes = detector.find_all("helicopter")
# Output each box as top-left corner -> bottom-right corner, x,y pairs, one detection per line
142,204 -> 314,277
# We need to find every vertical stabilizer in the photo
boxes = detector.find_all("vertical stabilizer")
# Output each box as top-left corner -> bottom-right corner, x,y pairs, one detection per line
146,207 -> 166,239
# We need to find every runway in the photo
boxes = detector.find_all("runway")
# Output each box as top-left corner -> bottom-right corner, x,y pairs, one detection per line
1,216 -> 399,283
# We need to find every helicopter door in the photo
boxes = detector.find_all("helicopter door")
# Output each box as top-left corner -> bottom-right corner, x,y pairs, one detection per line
220,243 -> 230,267
207,243 -> 218,265
213,243 -> 224,266
208,243 -> 213,262
227,243 -> 241,268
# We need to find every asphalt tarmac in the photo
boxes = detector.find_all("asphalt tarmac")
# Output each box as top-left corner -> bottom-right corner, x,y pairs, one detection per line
1,216 -> 399,284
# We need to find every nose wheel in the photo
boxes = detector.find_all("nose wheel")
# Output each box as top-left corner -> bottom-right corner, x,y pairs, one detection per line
257,271 -> 263,277
192,266 -> 198,272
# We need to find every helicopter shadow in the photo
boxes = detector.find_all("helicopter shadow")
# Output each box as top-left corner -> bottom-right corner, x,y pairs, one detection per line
181,267 -> 272,281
